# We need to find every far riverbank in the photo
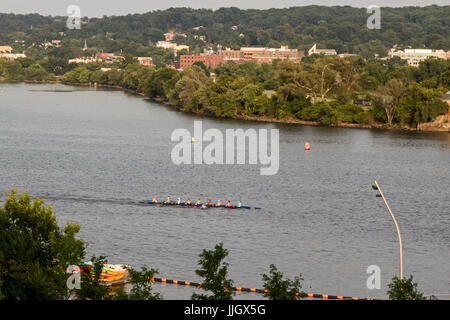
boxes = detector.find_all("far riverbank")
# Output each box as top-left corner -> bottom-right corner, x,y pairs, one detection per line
2,79 -> 449,133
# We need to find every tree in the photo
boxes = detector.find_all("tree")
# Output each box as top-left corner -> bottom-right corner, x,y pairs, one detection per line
397,83 -> 448,127
74,256 -> 111,300
191,243 -> 234,300
262,264 -> 305,300
276,58 -> 341,102
112,267 -> 162,300
120,53 -> 138,69
373,78 -> 408,125
0,189 -> 85,299
24,63 -> 48,81
169,66 -> 209,112
387,276 -> 426,300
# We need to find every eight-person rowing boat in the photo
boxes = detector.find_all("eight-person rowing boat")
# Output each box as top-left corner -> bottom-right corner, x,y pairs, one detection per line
138,197 -> 261,210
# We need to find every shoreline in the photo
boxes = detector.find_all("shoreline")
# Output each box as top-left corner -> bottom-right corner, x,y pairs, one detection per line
2,79 -> 448,133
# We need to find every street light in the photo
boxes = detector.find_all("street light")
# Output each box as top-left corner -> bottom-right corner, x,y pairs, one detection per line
372,180 -> 403,280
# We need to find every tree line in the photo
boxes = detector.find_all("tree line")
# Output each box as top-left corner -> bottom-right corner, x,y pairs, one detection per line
1,53 -> 448,128
0,189 -> 431,300
1,6 -> 449,58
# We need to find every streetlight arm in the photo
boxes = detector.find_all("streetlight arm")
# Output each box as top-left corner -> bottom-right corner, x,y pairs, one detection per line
374,180 -> 403,280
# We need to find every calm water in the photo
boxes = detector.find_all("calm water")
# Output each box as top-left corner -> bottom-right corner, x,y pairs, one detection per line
0,82 -> 449,299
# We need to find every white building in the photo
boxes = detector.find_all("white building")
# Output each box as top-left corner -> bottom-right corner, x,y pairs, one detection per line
137,57 -> 154,67
308,44 -> 336,56
388,48 -> 448,66
156,41 -> 177,50
68,57 -> 97,64
0,45 -> 13,53
0,53 -> 26,60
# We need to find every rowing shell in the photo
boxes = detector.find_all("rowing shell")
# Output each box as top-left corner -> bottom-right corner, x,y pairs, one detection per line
138,201 -> 261,210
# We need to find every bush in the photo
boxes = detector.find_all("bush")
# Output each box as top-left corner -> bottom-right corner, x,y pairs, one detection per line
262,264 -> 305,300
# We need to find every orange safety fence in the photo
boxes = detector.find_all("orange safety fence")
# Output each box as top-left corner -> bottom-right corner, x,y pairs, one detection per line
148,277 -> 376,300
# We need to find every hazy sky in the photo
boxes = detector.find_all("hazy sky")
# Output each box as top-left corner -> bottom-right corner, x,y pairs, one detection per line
0,1 -> 448,17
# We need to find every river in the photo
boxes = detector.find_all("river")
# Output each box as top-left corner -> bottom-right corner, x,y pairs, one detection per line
0,82 -> 449,299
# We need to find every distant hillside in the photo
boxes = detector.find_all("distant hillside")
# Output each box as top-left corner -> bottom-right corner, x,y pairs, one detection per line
1,6 -> 449,58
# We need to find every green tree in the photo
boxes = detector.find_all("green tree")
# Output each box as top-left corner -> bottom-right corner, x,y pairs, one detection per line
387,276 -> 426,300
262,264 -> 305,300
191,243 -> 234,300
23,63 -> 48,81
120,53 -> 138,69
397,84 -> 448,127
78,69 -> 91,83
0,189 -> 85,300
112,267 -> 162,300
74,256 -> 111,300
372,78 -> 408,125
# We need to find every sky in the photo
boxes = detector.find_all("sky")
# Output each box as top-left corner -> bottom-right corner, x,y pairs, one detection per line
0,1 -> 448,17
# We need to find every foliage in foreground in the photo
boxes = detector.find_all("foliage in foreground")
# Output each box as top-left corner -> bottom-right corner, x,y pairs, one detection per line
0,189 -> 85,299
112,267 -> 162,300
262,264 -> 305,300
387,275 -> 427,300
191,243 -> 234,300
0,189 -> 161,300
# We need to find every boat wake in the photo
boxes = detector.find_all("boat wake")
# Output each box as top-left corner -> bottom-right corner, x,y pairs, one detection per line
31,193 -> 261,210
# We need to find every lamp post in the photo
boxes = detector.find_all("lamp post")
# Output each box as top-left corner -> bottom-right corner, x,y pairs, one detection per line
372,180 -> 403,280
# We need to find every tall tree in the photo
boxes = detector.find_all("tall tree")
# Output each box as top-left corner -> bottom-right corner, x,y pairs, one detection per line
191,243 -> 234,300
0,189 -> 85,300
262,264 -> 305,300
373,78 -> 408,125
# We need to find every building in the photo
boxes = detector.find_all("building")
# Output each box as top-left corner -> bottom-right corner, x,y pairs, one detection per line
0,53 -> 26,60
51,40 -> 62,47
219,48 -> 246,63
308,44 -> 337,56
174,45 -> 189,53
338,53 -> 358,58
218,46 -> 303,64
439,92 -> 450,107
156,41 -> 189,55
157,41 -> 176,50
137,57 -> 155,67
242,46 -> 303,63
0,45 -> 13,53
68,57 -> 98,64
164,31 -> 174,42
96,52 -> 123,63
175,54 -> 225,70
387,48 -> 448,67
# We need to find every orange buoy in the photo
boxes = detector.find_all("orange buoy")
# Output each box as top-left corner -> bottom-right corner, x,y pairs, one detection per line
305,141 -> 310,151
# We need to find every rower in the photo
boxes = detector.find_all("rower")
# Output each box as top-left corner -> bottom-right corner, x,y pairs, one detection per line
152,197 -> 158,204
206,199 -> 211,206
225,200 -> 232,208
185,197 -> 191,205
215,200 -> 221,207
177,198 -> 181,205
237,201 -> 242,208
195,198 -> 201,205
164,196 -> 171,204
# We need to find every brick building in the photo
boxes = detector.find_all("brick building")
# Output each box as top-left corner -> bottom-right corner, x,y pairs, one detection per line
175,54 -> 225,70
219,46 -> 303,64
